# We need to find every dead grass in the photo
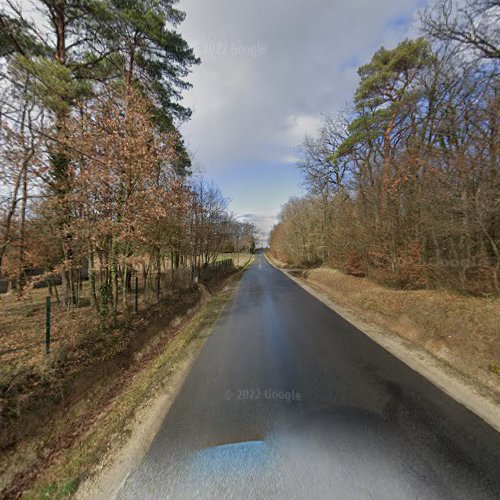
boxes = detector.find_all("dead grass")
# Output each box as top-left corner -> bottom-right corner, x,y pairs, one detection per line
0,273 -> 192,377
302,267 -> 500,394
265,253 -> 290,269
217,252 -> 253,269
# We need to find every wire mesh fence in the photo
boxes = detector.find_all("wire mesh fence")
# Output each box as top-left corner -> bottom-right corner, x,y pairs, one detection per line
0,259 -> 235,373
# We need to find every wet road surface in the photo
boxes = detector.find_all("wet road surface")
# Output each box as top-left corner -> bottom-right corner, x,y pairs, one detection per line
118,253 -> 500,499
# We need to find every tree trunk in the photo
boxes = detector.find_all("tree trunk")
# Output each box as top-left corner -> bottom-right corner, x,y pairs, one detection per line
88,242 -> 99,310
17,164 -> 28,295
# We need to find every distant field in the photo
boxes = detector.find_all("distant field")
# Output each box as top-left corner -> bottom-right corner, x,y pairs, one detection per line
217,253 -> 253,268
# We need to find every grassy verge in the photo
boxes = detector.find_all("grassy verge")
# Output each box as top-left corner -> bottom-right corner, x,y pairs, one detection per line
293,266 -> 499,396
3,270 -> 244,499
238,254 -> 254,270
265,253 -> 292,269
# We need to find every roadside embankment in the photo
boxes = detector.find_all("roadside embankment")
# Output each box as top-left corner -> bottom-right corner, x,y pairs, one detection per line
0,259 -> 251,499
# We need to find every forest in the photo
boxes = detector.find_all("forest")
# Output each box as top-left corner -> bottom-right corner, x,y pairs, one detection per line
0,0 -> 256,315
270,0 -> 499,295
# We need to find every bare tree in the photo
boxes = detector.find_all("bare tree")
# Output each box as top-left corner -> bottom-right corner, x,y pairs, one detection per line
422,0 -> 500,59
0,77 -> 41,288
297,112 -> 350,196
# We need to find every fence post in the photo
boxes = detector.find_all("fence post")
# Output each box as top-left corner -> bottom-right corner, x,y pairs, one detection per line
135,276 -> 139,313
45,296 -> 51,354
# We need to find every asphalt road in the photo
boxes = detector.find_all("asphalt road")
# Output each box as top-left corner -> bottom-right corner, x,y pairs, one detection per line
118,253 -> 500,499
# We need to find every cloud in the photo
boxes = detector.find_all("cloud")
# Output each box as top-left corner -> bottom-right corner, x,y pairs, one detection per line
281,155 -> 301,165
283,114 -> 323,144
178,0 -> 428,240
238,213 -> 279,246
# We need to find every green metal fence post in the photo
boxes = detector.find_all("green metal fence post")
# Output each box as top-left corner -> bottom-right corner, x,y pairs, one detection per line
45,296 -> 51,354
135,276 -> 139,313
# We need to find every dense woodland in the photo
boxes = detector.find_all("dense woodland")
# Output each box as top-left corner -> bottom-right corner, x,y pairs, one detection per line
0,1 -> 255,314
270,0 -> 499,295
